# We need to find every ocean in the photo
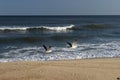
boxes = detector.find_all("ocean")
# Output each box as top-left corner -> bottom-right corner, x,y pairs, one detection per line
0,15 -> 120,62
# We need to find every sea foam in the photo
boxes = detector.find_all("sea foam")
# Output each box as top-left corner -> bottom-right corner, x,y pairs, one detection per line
0,25 -> 74,31
0,41 -> 120,62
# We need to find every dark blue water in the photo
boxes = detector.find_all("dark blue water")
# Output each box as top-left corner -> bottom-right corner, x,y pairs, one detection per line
0,15 -> 120,62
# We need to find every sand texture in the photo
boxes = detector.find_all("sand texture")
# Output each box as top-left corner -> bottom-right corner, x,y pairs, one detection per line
0,58 -> 120,80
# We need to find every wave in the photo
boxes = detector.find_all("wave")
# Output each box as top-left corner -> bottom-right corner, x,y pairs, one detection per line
0,34 -> 96,43
0,37 -> 45,43
83,24 -> 109,30
0,24 -> 112,32
0,41 -> 120,62
0,25 -> 76,32
0,26 -> 28,31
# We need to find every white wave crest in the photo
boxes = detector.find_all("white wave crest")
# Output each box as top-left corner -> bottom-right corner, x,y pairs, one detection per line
44,25 -> 74,31
0,25 -> 74,31
0,26 -> 28,30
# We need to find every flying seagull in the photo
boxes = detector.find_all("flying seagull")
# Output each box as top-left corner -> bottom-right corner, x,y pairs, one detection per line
43,45 -> 52,53
67,39 -> 78,48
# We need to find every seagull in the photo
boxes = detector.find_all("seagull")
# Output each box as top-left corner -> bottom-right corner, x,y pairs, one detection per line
43,45 -> 52,53
67,39 -> 78,48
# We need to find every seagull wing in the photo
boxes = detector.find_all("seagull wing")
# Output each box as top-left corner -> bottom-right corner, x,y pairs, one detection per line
43,45 -> 47,51
67,42 -> 72,47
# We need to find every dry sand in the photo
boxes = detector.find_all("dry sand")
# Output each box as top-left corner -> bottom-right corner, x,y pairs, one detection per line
0,58 -> 120,80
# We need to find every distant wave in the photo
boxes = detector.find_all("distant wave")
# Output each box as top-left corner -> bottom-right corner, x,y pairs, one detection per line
0,25 -> 76,31
0,24 -> 111,32
83,24 -> 109,30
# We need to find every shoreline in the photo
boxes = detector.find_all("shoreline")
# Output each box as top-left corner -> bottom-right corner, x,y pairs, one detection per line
0,58 -> 120,80
0,57 -> 119,63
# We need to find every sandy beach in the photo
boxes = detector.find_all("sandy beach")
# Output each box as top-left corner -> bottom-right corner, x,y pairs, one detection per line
0,58 -> 120,80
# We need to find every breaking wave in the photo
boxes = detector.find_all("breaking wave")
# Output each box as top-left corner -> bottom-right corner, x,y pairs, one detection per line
0,24 -> 112,33
0,25 -> 75,32
0,41 -> 120,62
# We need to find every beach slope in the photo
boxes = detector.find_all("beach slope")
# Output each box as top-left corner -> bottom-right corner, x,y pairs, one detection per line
0,58 -> 120,80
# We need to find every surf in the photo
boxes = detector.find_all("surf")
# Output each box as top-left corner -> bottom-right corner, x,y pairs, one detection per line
0,25 -> 75,32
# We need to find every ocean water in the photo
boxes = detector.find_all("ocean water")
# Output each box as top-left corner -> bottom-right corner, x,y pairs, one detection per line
0,15 -> 120,62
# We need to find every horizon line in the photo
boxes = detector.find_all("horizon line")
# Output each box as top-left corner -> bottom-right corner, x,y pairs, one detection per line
0,14 -> 120,16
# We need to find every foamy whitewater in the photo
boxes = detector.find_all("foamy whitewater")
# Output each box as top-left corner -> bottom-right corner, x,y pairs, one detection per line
0,16 -> 120,62
0,25 -> 74,31
0,41 -> 120,62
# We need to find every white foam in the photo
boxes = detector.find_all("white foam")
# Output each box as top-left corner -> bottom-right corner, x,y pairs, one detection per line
0,25 -> 74,31
0,41 -> 120,62
0,26 -> 28,30
44,25 -> 74,31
